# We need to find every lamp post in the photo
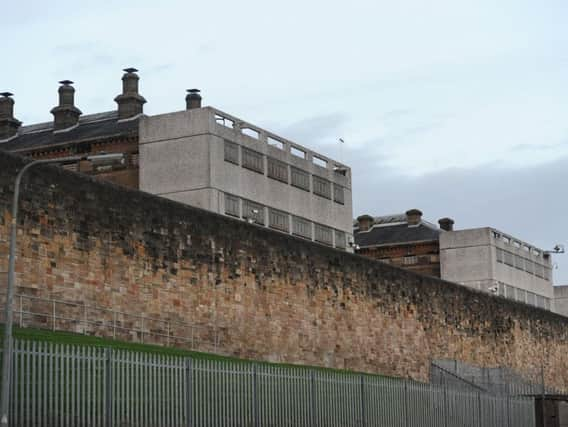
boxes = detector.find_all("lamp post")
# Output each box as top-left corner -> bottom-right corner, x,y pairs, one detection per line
0,152 -> 124,426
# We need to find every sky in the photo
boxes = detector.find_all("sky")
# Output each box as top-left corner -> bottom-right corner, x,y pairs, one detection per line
2,0 -> 568,283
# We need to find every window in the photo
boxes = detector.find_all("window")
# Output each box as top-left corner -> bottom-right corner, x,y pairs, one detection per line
516,289 -> 526,303
267,136 -> 285,150
313,176 -> 331,199
335,230 -> 346,249
224,193 -> 240,217
291,146 -> 306,159
525,259 -> 534,275
504,251 -> 514,266
514,255 -> 524,270
291,167 -> 310,191
505,285 -> 515,299
403,256 -> 418,265
269,208 -> 289,232
314,224 -> 333,245
224,140 -> 239,164
241,127 -> 260,140
267,157 -> 288,183
293,216 -> 311,239
496,248 -> 504,263
333,185 -> 345,205
313,156 -> 327,168
242,148 -> 264,173
242,199 -> 264,225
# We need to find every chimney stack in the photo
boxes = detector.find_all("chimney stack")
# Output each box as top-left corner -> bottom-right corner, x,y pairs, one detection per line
405,209 -> 423,226
0,92 -> 22,140
438,217 -> 455,231
50,80 -> 82,131
186,89 -> 202,110
115,68 -> 146,119
356,214 -> 374,232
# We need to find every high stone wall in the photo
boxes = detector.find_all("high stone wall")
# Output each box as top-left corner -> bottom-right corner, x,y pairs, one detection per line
0,150 -> 567,389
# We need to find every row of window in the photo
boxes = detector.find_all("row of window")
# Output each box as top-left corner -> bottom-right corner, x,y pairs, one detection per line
496,248 -> 552,281
497,283 -> 551,310
224,193 -> 346,248
224,140 -> 345,205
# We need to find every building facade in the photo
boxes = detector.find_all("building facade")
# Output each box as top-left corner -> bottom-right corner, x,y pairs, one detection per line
139,107 -> 352,249
440,227 -> 554,311
354,209 -> 556,312
0,69 -> 353,249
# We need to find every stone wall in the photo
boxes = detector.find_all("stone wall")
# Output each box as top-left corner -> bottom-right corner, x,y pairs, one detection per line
0,150 -> 567,389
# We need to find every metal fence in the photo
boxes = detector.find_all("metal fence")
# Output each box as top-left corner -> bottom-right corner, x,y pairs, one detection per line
0,292 -> 222,353
3,339 -> 536,427
431,359 -> 565,397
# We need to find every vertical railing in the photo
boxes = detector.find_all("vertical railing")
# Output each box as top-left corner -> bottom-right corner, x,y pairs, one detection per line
2,339 -> 537,427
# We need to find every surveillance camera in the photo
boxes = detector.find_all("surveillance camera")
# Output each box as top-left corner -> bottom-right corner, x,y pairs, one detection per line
488,285 -> 498,294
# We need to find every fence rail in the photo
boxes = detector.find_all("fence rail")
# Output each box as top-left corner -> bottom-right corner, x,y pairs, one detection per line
0,292 -> 222,353
2,339 -> 536,427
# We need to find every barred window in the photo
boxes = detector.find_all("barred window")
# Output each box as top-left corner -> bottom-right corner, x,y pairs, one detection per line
333,185 -> 345,204
313,176 -> 331,199
293,216 -> 311,239
516,289 -> 526,303
269,208 -> 289,232
505,285 -> 515,299
291,167 -> 310,191
224,140 -> 239,164
314,223 -> 333,246
496,248 -> 504,263
242,148 -> 264,173
526,292 -> 536,307
267,157 -> 288,183
335,230 -> 346,249
242,199 -> 265,225
525,259 -> 534,275
224,193 -> 240,217
403,256 -> 418,265
504,251 -> 514,267
514,254 -> 524,270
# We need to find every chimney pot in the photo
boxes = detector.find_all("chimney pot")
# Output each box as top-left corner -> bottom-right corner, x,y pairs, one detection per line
438,217 -> 455,231
0,92 -> 22,140
405,209 -> 423,226
356,214 -> 374,232
186,89 -> 202,110
115,68 -> 146,119
50,80 -> 82,131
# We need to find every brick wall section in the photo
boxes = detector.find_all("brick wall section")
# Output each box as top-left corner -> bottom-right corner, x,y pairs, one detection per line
0,150 -> 567,389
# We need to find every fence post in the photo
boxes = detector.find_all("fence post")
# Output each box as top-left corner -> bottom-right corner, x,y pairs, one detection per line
360,374 -> 366,427
403,381 -> 409,427
185,358 -> 192,427
477,391 -> 482,427
105,348 -> 113,427
253,364 -> 259,427
443,381 -> 449,427
310,370 -> 316,427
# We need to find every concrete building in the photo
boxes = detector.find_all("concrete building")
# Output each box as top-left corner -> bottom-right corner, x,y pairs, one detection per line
139,106 -> 353,249
0,69 -> 353,249
553,286 -> 568,317
440,227 -> 554,311
354,210 -> 555,311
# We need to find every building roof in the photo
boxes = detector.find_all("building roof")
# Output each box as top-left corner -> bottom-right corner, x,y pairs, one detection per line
0,111 -> 139,152
355,222 -> 440,248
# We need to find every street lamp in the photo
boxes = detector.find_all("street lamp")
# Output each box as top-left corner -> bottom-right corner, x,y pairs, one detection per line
0,152 -> 124,426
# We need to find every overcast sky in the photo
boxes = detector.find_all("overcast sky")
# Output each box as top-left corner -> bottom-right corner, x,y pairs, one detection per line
3,0 -> 568,283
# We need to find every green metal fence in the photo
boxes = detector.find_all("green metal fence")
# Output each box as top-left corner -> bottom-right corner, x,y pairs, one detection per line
4,339 -> 536,426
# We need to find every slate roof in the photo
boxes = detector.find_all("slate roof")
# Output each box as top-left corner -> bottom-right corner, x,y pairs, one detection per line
0,111 -> 139,153
354,221 -> 441,248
